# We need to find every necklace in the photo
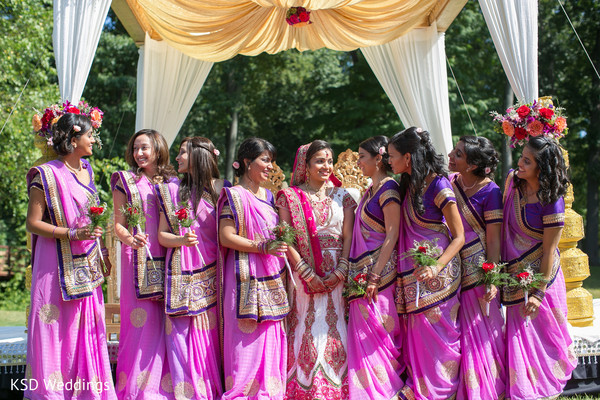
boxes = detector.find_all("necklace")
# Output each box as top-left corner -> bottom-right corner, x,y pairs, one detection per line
63,159 -> 82,174
240,181 -> 265,201
459,174 -> 482,191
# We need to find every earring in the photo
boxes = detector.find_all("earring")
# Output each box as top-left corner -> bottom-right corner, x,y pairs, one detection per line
73,143 -> 77,149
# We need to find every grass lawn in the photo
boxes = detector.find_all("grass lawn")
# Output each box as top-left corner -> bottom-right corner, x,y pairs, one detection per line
0,309 -> 26,326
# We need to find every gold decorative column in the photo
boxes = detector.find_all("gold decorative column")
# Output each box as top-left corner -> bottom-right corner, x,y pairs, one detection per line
559,149 -> 594,327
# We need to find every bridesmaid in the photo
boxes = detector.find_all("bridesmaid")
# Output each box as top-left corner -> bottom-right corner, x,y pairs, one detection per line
502,136 -> 576,399
347,136 -> 404,399
111,129 -> 176,399
448,136 -> 506,399
218,137 -> 289,399
388,127 -> 464,399
25,112 -> 116,399
156,137 -> 226,399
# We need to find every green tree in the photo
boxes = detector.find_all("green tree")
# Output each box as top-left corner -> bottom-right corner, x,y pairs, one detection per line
0,0 -> 57,246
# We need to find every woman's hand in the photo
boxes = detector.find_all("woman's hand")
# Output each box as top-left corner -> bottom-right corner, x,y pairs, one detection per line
413,263 -> 439,282
129,233 -> 149,249
267,241 -> 288,258
181,231 -> 199,247
484,284 -> 498,302
306,275 -> 328,293
322,274 -> 341,291
365,283 -> 379,304
523,295 -> 542,317
72,226 -> 101,241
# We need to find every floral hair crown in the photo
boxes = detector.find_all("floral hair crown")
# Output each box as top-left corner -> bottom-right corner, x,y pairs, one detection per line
32,100 -> 104,148
490,96 -> 567,148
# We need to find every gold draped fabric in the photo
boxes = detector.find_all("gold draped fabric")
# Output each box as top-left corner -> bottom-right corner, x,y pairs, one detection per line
135,0 -> 439,62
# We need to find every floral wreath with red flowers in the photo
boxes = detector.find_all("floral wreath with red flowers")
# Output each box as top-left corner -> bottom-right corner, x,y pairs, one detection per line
490,96 -> 567,148
286,6 -> 311,27
32,100 -> 104,148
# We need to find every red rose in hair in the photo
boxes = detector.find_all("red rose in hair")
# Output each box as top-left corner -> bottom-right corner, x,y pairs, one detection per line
482,263 -> 495,273
66,106 -> 80,114
516,105 -> 531,118
514,126 -> 527,140
539,108 -> 554,120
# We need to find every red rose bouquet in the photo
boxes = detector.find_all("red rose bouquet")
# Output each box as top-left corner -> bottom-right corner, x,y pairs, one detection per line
401,239 -> 442,308
173,202 -> 205,266
343,271 -> 367,298
285,7 -> 311,27
120,202 -> 154,264
268,221 -> 298,287
32,100 -> 104,148
491,97 -> 567,148
473,259 -> 510,316
87,202 -> 111,275
509,264 -> 547,326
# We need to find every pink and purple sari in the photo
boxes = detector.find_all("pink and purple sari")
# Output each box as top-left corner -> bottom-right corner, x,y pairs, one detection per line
451,174 -> 506,399
154,180 -> 226,399
347,178 -> 404,400
502,172 -> 576,400
395,176 -> 461,400
111,171 -> 172,399
217,186 -> 289,399
25,159 -> 116,400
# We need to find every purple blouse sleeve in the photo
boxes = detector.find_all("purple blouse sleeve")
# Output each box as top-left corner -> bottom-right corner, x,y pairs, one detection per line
432,176 -> 456,211
378,179 -> 401,208
542,197 -> 565,229
483,184 -> 503,225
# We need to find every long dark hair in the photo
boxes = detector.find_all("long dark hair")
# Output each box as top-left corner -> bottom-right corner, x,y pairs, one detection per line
305,140 -> 333,166
179,137 -> 220,208
52,113 -> 93,156
389,127 -> 447,214
233,137 -> 277,178
459,136 -> 499,178
359,135 -> 392,174
514,136 -> 570,205
125,129 -> 176,182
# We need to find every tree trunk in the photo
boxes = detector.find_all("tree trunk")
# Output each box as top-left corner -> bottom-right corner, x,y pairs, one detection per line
225,69 -> 240,183
501,82 -> 514,188
583,26 -> 600,265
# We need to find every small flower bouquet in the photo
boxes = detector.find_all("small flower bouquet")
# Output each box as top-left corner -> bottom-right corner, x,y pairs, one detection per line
267,221 -> 299,287
342,271 -> 367,298
32,100 -> 104,148
476,260 -> 510,316
401,239 -> 442,308
173,202 -> 204,266
509,265 -> 547,326
120,202 -> 154,263
87,202 -> 111,275
285,6 -> 311,27
491,97 -> 567,148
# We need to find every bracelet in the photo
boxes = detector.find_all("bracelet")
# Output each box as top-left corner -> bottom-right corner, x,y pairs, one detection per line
52,226 -> 58,238
333,267 -> 347,282
530,288 -> 545,303
257,240 -> 269,255
367,271 -> 381,285
296,259 -> 316,282
68,228 -> 78,241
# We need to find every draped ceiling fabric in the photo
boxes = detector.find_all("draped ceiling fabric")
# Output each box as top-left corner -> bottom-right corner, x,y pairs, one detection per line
134,0 -> 440,62
136,33 -> 214,147
479,0 -> 538,103
53,0 -> 112,104
361,22 -> 453,156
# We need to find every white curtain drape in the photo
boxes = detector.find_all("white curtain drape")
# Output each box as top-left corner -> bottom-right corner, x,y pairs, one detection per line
136,33 -> 214,147
361,22 -> 453,156
53,0 -> 111,104
479,0 -> 538,103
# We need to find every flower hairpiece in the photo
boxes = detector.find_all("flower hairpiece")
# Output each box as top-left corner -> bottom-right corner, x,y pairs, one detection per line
484,167 -> 491,175
232,161 -> 240,170
213,149 -> 220,157
32,100 -> 104,148
416,127 -> 423,133
378,146 -> 386,155
491,97 -> 567,148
